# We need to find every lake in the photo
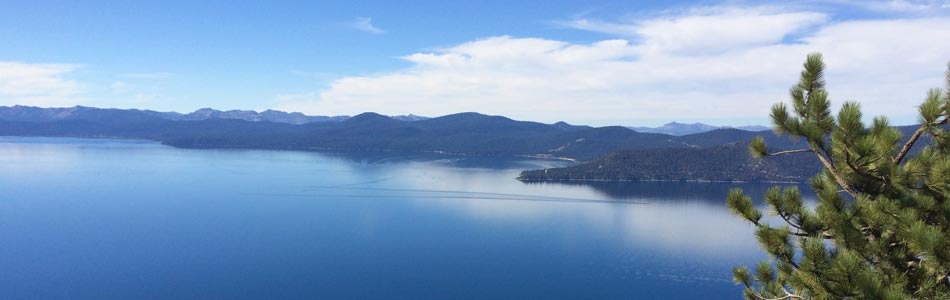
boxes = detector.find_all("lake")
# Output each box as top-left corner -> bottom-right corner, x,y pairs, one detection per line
0,137 -> 808,299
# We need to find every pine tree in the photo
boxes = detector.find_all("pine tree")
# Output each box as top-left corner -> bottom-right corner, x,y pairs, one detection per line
727,53 -> 950,299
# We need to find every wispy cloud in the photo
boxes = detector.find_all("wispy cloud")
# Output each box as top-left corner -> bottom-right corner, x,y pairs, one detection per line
277,5 -> 950,126
349,17 -> 385,34
0,61 -> 83,107
129,93 -> 157,105
121,72 -> 175,79
110,81 -> 128,91
109,78 -> 166,106
831,0 -> 950,14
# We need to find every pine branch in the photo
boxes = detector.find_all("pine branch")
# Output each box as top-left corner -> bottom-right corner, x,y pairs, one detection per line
939,274 -> 950,288
809,144 -> 857,197
782,287 -> 807,300
788,226 -> 834,239
752,294 -> 805,300
859,155 -> 885,170
775,211 -> 833,239
750,287 -> 807,300
789,231 -> 834,239
765,149 -> 812,156
840,146 -> 885,188
819,144 -> 834,165
895,118 -> 949,165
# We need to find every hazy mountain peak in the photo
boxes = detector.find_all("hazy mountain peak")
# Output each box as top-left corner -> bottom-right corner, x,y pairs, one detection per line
346,112 -> 394,123
390,114 -> 429,121
734,125 -> 770,131
191,108 -> 219,114
445,112 -> 490,118
629,121 -> 767,136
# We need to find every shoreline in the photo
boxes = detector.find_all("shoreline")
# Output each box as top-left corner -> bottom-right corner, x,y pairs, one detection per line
516,177 -> 808,184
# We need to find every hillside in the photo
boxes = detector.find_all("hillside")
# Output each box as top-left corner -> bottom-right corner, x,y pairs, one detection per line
517,143 -> 822,182
518,125 -> 926,182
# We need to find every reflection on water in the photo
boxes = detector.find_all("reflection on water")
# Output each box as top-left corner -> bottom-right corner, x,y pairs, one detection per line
526,181 -> 809,203
0,136 -> 811,299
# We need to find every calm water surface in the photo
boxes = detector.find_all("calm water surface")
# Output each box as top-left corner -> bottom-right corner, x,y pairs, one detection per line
0,137 -> 810,299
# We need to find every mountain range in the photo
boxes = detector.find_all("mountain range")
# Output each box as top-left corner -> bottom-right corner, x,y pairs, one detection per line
628,122 -> 770,136
0,105 -> 428,125
0,105 -> 924,182
0,105 -> 781,160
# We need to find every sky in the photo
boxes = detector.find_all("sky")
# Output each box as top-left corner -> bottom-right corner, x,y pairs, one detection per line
2,0 -> 950,126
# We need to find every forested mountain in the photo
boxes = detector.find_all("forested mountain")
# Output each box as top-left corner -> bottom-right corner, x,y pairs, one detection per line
155,112 -> 690,160
517,125 -> 925,182
517,143 -> 823,182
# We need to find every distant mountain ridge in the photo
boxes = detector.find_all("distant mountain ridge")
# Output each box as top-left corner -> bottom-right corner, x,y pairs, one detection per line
629,122 -> 770,136
0,105 -> 428,124
161,108 -> 349,124
0,105 -> 774,161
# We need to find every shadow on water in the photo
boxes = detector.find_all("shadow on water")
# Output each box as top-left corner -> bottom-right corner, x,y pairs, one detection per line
522,180 -> 815,204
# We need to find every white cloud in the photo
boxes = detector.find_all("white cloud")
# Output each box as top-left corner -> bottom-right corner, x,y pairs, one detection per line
349,17 -> 385,34
277,7 -> 950,126
563,7 -> 827,55
0,62 -> 83,107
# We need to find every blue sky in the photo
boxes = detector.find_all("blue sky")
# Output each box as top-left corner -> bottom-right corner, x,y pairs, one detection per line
2,0 -> 950,126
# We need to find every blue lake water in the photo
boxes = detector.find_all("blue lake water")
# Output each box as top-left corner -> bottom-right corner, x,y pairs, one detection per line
0,137 -> 809,299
